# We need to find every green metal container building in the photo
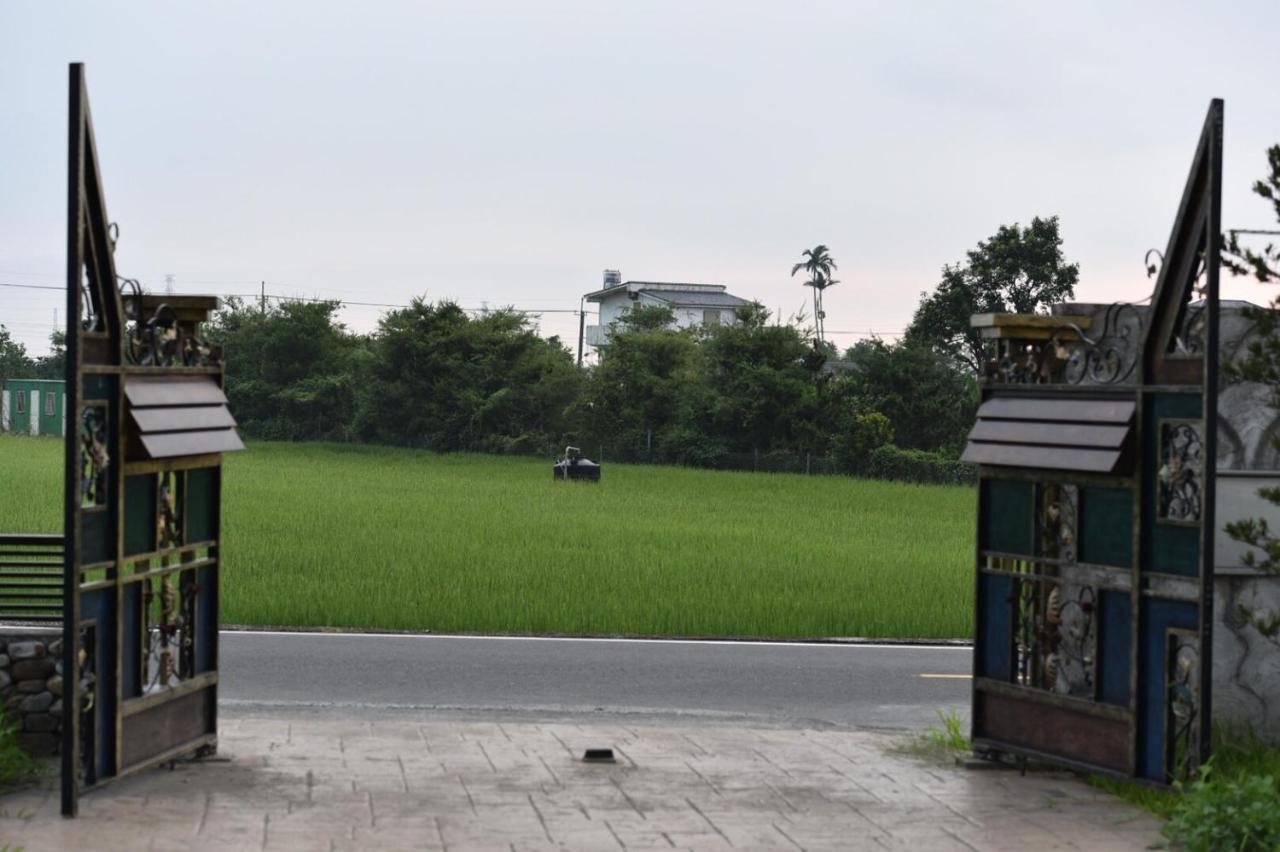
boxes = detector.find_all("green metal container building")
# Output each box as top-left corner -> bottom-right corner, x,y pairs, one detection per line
2,379 -> 67,437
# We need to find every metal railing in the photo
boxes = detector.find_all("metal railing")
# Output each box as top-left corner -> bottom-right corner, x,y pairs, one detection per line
0,534 -> 64,623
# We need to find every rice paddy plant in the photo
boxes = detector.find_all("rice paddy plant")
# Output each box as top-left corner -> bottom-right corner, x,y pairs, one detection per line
0,435 -> 976,639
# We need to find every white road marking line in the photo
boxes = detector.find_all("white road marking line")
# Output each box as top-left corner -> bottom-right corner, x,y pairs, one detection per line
918,674 -> 971,679
219,629 -> 972,651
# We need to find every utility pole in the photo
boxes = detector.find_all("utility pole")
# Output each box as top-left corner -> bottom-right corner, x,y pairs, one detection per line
576,297 -> 586,367
164,274 -> 175,295
260,281 -> 266,314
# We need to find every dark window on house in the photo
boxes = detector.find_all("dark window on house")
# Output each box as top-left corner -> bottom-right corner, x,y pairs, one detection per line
703,309 -> 721,325
44,391 -> 55,416
15,392 -> 24,414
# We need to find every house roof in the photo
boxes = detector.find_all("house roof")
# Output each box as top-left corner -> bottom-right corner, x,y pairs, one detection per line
645,290 -> 750,308
584,280 -> 750,308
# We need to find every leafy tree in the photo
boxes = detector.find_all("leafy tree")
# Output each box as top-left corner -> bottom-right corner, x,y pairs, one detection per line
697,303 -> 821,454
32,331 -> 65,381
357,300 -> 580,453
835,339 -> 978,454
829,408 -> 893,474
615,303 -> 677,332
791,245 -> 838,343
1225,144 -> 1280,284
0,326 -> 34,389
206,298 -> 362,441
574,305 -> 699,459
905,216 -> 1079,371
1224,145 -> 1280,583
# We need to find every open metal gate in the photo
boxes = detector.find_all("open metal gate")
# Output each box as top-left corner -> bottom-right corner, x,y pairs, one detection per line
61,63 -> 244,816
963,100 -> 1223,784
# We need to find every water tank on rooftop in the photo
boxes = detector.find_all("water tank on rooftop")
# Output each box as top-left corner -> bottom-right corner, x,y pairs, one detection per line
603,269 -> 622,288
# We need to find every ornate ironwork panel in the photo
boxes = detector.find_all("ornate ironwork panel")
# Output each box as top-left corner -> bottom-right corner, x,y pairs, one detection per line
965,100 -> 1222,785
61,64 -> 243,816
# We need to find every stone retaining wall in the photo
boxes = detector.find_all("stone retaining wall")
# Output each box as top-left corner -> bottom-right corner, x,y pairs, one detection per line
0,631 -> 63,757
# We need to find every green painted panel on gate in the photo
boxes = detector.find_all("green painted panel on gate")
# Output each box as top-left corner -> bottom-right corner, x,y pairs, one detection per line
80,509 -> 111,564
1080,486 -> 1133,567
1152,525 -> 1200,576
83,375 -> 113,401
982,479 -> 1033,555
124,474 -> 155,556
186,468 -> 217,543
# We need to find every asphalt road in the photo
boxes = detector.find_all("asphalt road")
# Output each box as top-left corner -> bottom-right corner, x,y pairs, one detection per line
219,632 -> 972,730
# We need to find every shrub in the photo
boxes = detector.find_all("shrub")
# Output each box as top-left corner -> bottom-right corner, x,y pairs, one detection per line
1164,761 -> 1280,852
0,718 -> 39,788
831,410 -> 894,474
863,445 -> 975,486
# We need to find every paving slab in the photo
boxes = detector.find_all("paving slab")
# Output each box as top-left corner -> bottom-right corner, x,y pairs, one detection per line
0,714 -> 1164,851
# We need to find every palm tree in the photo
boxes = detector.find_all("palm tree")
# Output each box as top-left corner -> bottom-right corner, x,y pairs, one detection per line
791,245 -> 839,343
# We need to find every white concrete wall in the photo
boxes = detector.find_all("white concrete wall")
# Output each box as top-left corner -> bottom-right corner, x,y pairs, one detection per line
589,292 -> 737,345
1,389 -> 8,432
1217,473 -> 1280,570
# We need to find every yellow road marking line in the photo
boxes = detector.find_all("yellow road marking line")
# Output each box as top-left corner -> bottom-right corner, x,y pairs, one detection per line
918,673 -> 972,679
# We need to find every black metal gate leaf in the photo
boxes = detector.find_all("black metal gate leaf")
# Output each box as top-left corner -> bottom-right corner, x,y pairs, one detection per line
966,100 -> 1222,785
61,63 -> 243,817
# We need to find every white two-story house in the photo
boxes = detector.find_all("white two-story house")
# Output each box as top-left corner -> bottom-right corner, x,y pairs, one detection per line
583,271 -> 750,349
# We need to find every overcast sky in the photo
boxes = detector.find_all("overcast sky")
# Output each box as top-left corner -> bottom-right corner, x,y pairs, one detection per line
2,1 -> 1278,356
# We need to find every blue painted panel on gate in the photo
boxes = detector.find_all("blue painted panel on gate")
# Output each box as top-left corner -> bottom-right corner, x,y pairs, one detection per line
1098,590 -> 1131,706
1137,597 -> 1198,781
977,573 -> 1012,681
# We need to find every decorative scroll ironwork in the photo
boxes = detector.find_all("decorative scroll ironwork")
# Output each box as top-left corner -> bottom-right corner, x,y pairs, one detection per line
984,338 -> 1068,385
1174,302 -> 1207,355
1158,420 -> 1204,523
121,278 -> 220,368
79,269 -> 101,332
1166,631 -> 1200,783
1037,484 -> 1077,563
79,407 -> 109,508
1013,574 -> 1097,699
77,624 -> 97,786
157,471 -> 181,550
142,571 -> 197,693
1062,303 -> 1145,386
980,302 -> 1146,387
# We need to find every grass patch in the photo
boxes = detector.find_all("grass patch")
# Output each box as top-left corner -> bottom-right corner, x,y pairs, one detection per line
0,719 -> 39,790
1090,728 -> 1280,851
892,709 -> 970,763
0,434 -> 975,638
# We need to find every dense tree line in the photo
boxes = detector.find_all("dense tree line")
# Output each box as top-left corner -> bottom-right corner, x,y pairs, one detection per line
1,216 -> 1083,483
195,295 -> 979,478
0,328 -> 65,389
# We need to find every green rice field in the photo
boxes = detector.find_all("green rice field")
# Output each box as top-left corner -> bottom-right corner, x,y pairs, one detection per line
0,434 -> 975,639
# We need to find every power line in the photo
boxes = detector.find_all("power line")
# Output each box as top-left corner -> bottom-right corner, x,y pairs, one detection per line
0,281 -> 62,292
3,280 -> 889,329
1,281 -> 594,317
